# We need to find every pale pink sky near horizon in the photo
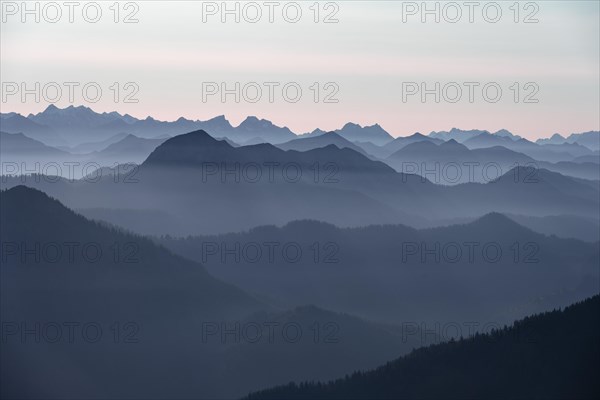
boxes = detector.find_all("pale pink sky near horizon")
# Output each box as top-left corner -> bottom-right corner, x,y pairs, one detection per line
1,1 -> 599,139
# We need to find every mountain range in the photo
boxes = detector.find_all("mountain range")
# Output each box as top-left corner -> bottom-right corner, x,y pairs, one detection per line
536,130 -> 600,151
6,105 -> 596,154
3,106 -> 600,399
384,139 -> 600,182
3,106 -> 598,184
2,129 -> 598,236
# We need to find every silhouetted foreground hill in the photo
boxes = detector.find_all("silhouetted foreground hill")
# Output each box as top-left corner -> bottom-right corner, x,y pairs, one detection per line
247,295 -> 600,400
0,185 -> 259,317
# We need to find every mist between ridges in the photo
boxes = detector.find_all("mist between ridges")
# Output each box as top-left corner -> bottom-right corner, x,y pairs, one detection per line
0,318 -> 543,347
0,240 -> 541,265
0,161 -> 341,184
0,161 -> 543,185
160,240 -> 541,265
199,319 -> 540,346
1,162 -> 140,183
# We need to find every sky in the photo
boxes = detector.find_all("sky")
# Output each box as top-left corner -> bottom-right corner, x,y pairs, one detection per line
1,0 -> 599,139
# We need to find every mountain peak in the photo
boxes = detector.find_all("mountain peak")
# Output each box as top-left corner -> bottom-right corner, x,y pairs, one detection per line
1,185 -> 68,219
204,114 -> 233,130
143,130 -> 231,166
239,116 -> 277,129
122,133 -> 140,140
342,122 -> 361,129
337,122 -> 393,145
242,115 -> 262,123
44,104 -> 59,113
67,105 -> 91,112
470,212 -> 532,233
441,138 -> 467,148
161,129 -> 216,144
3,184 -> 47,198
210,115 -> 228,122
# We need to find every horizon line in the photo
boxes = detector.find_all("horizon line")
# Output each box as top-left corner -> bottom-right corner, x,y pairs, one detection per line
2,103 -> 598,141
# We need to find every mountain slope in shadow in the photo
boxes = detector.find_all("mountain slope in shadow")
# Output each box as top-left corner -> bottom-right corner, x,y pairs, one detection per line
247,295 -> 600,400
1,185 -> 262,318
1,186 -> 420,399
1,185 -> 262,398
